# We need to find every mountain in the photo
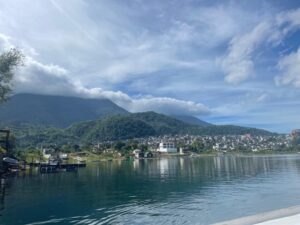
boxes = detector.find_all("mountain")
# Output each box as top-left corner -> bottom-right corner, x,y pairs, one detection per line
0,94 -> 275,147
13,111 -> 275,148
169,115 -> 211,126
67,111 -> 191,141
0,93 -> 128,127
65,112 -> 274,142
67,115 -> 157,141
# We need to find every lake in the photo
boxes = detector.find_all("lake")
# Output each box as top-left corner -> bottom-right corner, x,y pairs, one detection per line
1,154 -> 300,225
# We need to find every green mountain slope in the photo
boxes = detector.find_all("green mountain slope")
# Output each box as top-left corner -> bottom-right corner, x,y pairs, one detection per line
12,111 -> 275,148
67,112 -> 190,141
169,114 -> 211,126
68,116 -> 156,141
66,112 -> 274,141
0,94 -> 128,127
191,125 -> 274,136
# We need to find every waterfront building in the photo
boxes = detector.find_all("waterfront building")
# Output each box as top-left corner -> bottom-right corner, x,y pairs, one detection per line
42,148 -> 53,160
59,153 -> 68,160
133,149 -> 144,158
157,142 -> 177,153
144,152 -> 153,158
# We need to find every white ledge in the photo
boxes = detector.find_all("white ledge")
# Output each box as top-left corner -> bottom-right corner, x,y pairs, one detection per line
211,205 -> 300,225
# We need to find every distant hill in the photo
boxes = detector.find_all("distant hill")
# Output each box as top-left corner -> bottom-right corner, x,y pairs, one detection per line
67,112 -> 191,141
12,111 -> 275,148
0,95 -> 276,147
169,115 -> 211,126
0,94 -> 128,127
65,112 -> 274,142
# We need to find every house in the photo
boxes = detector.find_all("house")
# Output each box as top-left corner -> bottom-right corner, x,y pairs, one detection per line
157,142 -> 177,153
133,149 -> 144,158
59,153 -> 68,160
42,148 -> 54,160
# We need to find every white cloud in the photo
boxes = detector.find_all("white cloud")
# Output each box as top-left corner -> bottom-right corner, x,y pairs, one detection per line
186,5 -> 250,48
58,83 -> 210,116
0,0 -> 250,85
220,21 -> 272,84
276,8 -> 300,34
14,58 -> 72,96
0,33 -> 70,95
275,47 -> 300,88
0,33 -> 210,116
131,97 -> 210,115
220,8 -> 300,84
81,88 -> 210,115
0,33 -> 14,50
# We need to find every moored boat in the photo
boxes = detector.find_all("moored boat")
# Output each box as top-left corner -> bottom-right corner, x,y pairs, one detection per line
3,157 -> 19,166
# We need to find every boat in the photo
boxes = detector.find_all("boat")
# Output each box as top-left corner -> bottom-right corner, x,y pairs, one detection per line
39,164 -> 59,173
48,160 -> 59,166
3,157 -> 19,166
189,153 -> 199,158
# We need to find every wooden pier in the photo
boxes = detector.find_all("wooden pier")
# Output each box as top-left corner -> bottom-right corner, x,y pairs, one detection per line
38,163 -> 86,173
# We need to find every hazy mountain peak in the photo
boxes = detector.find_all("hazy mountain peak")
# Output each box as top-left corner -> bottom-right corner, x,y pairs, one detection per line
0,93 -> 128,127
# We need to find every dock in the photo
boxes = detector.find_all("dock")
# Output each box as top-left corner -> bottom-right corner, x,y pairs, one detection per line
38,163 -> 86,173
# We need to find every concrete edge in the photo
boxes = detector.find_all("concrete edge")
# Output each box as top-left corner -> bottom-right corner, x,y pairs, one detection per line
211,205 -> 300,225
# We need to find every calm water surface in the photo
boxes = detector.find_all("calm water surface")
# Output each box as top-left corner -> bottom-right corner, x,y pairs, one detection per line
1,155 -> 300,225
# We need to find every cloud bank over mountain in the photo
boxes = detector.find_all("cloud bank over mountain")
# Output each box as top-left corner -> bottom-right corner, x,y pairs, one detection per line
0,33 -> 210,116
1,0 -> 300,132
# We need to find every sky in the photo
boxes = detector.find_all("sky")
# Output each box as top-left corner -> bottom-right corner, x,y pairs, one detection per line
0,0 -> 300,133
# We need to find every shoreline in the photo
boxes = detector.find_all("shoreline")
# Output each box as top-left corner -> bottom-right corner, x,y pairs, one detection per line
211,205 -> 300,225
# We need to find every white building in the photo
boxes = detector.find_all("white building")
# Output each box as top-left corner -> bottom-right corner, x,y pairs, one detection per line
59,153 -> 68,160
42,148 -> 53,160
157,142 -> 177,153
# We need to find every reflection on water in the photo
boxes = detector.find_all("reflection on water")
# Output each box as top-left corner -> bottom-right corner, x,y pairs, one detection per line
1,155 -> 300,225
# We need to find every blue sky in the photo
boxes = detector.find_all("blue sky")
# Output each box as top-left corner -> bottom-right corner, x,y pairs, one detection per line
0,0 -> 300,133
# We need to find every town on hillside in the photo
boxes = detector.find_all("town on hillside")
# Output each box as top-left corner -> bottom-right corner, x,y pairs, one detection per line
1,128 -> 300,174
33,129 -> 300,162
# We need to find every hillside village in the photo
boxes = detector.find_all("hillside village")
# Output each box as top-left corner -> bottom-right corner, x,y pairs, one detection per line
0,94 -> 299,164
29,130 -> 299,163
91,132 -> 298,154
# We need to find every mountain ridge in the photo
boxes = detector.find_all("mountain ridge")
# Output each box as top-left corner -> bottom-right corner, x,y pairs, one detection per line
0,94 -> 276,148
13,111 -> 275,148
0,93 -> 128,127
67,112 -> 274,141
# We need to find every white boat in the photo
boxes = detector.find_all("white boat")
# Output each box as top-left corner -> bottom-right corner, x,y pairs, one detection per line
49,160 -> 59,166
3,157 -> 19,166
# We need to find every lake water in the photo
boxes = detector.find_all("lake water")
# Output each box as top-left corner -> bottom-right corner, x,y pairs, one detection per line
1,154 -> 300,225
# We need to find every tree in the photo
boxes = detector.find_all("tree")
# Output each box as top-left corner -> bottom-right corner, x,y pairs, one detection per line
0,48 -> 24,102
138,144 -> 148,152
292,136 -> 300,146
191,140 -> 205,152
114,141 -> 126,151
